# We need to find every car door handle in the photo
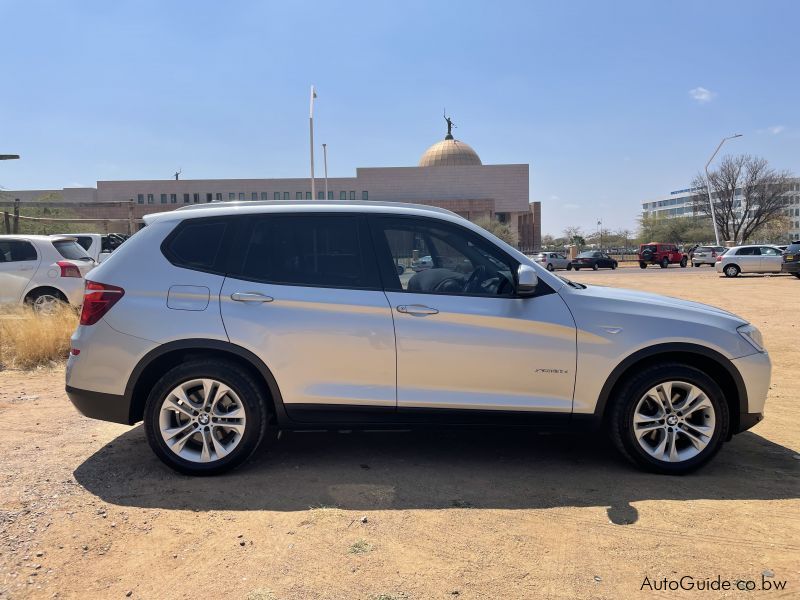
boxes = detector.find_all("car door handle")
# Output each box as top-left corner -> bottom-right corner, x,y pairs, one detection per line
231,292 -> 274,303
397,304 -> 439,315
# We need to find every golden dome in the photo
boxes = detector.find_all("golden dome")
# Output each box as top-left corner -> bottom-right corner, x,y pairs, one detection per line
418,138 -> 482,167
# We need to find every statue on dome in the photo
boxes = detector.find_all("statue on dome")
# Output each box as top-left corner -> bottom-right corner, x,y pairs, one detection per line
443,111 -> 456,139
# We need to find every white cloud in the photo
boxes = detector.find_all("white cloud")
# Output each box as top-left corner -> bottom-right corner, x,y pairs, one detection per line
549,195 -> 560,201
689,87 -> 715,103
766,125 -> 785,135
563,203 -> 580,210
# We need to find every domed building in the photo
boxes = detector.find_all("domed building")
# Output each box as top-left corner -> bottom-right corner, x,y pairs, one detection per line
6,116 -> 541,251
419,138 -> 483,167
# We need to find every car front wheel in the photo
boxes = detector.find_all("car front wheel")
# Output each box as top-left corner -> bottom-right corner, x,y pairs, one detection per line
144,360 -> 271,475
639,262 -> 647,269
592,263 -> 599,271
660,258 -> 669,268
680,257 -> 688,267
566,264 -> 573,271
546,263 -> 554,271
723,264 -> 740,278
609,363 -> 729,474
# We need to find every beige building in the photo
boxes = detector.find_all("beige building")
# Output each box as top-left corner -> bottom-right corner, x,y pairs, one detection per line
2,130 -> 542,249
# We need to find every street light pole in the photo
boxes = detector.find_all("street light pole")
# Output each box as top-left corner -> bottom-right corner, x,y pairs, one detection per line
597,220 -> 602,252
322,143 -> 328,200
705,134 -> 742,246
309,86 -> 317,201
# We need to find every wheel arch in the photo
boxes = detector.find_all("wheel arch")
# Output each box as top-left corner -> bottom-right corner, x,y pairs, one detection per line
24,285 -> 68,304
594,343 -> 747,437
125,339 -> 289,426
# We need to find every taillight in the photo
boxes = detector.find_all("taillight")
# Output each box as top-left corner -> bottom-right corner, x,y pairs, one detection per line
57,261 -> 81,278
80,281 -> 125,326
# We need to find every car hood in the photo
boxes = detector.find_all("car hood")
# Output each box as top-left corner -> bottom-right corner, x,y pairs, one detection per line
568,283 -> 747,326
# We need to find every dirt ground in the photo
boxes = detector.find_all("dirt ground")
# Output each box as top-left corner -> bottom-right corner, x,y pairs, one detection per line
1,268 -> 798,599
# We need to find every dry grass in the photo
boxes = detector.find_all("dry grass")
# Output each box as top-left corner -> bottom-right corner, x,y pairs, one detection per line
0,305 -> 78,370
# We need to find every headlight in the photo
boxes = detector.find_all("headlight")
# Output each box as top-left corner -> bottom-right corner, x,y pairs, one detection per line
738,324 -> 765,353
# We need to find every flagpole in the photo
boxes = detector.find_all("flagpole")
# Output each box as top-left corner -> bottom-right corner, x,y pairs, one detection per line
309,86 -> 316,201
322,143 -> 329,200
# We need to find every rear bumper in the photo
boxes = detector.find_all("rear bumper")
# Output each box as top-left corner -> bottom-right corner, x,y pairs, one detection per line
66,385 -> 132,425
781,262 -> 800,274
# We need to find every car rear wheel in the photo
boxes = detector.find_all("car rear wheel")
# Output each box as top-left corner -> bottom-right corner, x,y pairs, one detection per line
592,263 -> 599,271
609,363 -> 729,474
660,258 -> 669,268
546,263 -> 554,271
680,257 -> 688,267
723,264 -> 740,278
566,264 -> 573,271
693,263 -> 700,267
25,289 -> 68,315
611,262 -> 617,270
144,360 -> 271,475
639,262 -> 647,269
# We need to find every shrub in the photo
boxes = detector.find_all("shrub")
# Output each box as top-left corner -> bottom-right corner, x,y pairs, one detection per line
0,305 -> 78,370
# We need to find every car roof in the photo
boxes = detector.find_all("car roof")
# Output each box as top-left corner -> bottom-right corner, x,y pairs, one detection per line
143,200 -> 462,225
0,234 -> 77,242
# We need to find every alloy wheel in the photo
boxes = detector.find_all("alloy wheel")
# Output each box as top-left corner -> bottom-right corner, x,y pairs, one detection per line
158,378 -> 247,463
33,294 -> 61,315
632,381 -> 716,463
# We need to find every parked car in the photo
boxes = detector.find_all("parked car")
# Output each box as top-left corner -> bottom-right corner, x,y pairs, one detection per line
781,241 -> 800,278
0,235 -> 95,312
691,246 -> 726,267
535,252 -> 571,271
64,233 -> 127,263
715,245 -> 784,277
570,251 -> 617,271
66,201 -> 770,476
638,243 -> 688,268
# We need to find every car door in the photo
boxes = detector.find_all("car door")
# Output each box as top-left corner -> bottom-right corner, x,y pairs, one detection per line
219,213 -> 397,423
371,215 -> 577,416
735,246 -> 761,272
759,246 -> 782,272
0,240 -> 40,303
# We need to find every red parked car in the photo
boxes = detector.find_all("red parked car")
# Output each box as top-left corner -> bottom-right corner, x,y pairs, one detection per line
638,243 -> 688,269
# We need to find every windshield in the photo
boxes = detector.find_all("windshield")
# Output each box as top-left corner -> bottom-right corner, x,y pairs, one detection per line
555,273 -> 586,289
53,240 -> 93,261
785,243 -> 800,253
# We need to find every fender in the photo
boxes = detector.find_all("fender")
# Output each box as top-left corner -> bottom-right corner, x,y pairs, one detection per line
592,342 -> 748,425
125,338 -> 290,425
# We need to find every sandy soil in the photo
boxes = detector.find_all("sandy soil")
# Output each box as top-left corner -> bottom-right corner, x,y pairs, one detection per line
1,268 -> 798,599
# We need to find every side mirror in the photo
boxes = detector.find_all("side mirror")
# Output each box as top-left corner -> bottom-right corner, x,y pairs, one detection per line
516,264 -> 539,297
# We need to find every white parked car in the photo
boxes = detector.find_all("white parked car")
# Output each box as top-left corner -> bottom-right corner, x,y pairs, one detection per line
535,252 -> 571,271
0,235 -> 95,312
691,246 -> 726,267
715,245 -> 784,277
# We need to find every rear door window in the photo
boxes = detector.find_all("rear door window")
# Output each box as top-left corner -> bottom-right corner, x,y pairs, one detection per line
736,247 -> 759,256
231,214 -> 379,289
0,240 -> 37,262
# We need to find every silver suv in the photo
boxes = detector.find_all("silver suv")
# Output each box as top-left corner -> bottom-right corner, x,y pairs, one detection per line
66,202 -> 771,475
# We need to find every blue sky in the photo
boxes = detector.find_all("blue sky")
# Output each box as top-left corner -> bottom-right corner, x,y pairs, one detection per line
1,0 -> 797,235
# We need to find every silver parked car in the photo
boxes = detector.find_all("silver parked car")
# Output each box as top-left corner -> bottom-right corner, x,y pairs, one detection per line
715,245 -> 784,277
535,252 -> 571,271
66,201 -> 770,476
691,246 -> 725,267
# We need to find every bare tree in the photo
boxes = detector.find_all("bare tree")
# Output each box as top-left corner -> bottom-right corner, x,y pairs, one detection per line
692,155 -> 794,243
562,226 -> 585,247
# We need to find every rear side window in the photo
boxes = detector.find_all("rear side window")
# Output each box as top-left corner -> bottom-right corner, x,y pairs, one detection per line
162,218 -> 229,273
53,240 -> 90,260
232,214 -> 379,289
736,247 -> 759,256
0,240 -> 37,262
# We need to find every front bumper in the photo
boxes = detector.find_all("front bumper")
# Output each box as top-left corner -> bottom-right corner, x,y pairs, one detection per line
66,385 -> 133,424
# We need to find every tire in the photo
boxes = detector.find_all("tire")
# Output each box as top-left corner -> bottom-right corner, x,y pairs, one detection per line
144,359 -> 272,476
25,288 -> 68,315
566,264 -> 573,271
608,363 -> 729,474
546,263 -> 554,271
723,264 -> 740,278
660,257 -> 669,269
611,262 -> 617,270
680,257 -> 688,268
639,262 -> 647,269
574,267 -> 580,271
693,263 -> 700,267
592,263 -> 599,271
